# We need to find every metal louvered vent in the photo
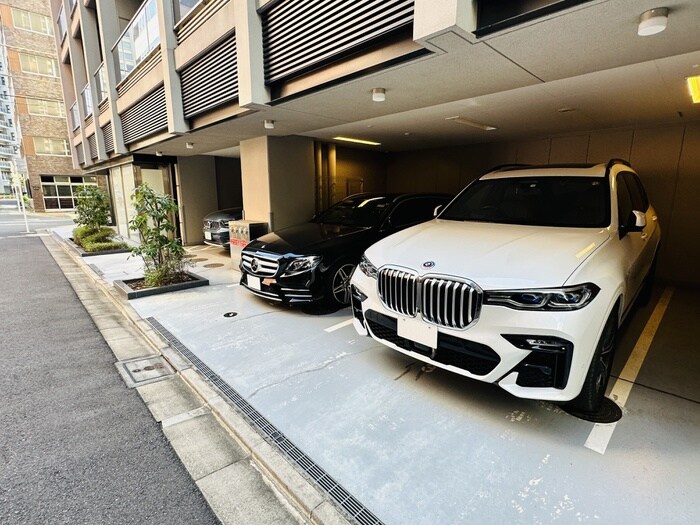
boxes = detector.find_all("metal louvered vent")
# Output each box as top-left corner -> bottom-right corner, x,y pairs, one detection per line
377,268 -> 418,316
261,0 -> 414,84
180,32 -> 238,118
102,124 -> 114,152
120,85 -> 167,144
87,134 -> 97,159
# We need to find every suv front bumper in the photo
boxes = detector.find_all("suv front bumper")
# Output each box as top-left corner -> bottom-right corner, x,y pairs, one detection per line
351,270 -> 608,402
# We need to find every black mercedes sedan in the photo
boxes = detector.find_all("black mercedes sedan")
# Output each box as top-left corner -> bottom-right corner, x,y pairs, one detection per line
239,193 -> 453,307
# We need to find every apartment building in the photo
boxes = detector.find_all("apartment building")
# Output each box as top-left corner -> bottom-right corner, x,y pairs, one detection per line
50,0 -> 700,285
0,0 -> 103,211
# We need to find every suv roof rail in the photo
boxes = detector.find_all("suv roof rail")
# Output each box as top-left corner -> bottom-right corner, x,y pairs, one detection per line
489,163 -> 531,172
606,158 -> 631,170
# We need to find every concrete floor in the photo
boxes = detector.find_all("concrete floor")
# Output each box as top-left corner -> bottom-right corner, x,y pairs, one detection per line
60,227 -> 699,524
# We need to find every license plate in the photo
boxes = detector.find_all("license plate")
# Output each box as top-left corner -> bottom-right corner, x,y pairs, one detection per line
247,275 -> 261,291
397,316 -> 437,348
204,231 -> 212,240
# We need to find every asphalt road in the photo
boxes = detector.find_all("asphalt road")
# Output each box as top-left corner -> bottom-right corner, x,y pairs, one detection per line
0,205 -> 220,524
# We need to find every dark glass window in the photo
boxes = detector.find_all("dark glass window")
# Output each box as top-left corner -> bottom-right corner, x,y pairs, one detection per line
313,196 -> 392,228
387,197 -> 449,229
441,176 -> 610,228
616,174 -> 634,227
621,171 -> 649,212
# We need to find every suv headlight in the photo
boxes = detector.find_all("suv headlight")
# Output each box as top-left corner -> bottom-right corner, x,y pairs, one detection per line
282,255 -> 322,277
358,254 -> 378,279
484,283 -> 599,311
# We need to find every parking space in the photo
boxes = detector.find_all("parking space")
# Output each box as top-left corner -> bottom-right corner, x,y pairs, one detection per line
121,265 -> 698,524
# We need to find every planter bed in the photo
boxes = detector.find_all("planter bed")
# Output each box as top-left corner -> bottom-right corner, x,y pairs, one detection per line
67,237 -> 132,258
114,272 -> 209,300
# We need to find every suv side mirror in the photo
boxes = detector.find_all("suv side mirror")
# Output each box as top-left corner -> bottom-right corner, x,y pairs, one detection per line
433,205 -> 443,217
621,210 -> 646,237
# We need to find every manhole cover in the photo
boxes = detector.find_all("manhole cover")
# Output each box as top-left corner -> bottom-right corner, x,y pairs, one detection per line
116,356 -> 174,388
223,312 -> 238,318
190,258 -> 207,263
204,263 -> 224,268
561,397 -> 622,423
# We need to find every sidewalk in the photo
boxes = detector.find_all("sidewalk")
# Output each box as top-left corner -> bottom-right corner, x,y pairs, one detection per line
45,225 -> 354,525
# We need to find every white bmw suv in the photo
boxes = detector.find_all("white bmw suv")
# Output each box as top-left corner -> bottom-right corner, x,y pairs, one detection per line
350,160 -> 660,412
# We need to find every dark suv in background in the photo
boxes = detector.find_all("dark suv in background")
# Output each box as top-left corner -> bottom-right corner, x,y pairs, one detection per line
240,193 -> 453,307
202,207 -> 243,249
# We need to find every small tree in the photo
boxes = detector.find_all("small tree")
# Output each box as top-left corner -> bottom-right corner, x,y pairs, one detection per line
72,186 -> 126,252
129,183 -> 189,287
74,185 -> 110,230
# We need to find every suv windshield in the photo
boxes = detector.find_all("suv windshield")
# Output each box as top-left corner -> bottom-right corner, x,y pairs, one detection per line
312,196 -> 392,227
440,176 -> 610,228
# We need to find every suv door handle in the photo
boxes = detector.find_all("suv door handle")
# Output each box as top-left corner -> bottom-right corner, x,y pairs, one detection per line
641,232 -> 648,240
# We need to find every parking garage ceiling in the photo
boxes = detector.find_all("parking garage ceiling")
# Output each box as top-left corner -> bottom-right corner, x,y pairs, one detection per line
143,0 -> 700,156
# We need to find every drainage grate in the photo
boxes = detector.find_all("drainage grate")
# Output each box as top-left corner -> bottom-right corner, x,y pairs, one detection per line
145,317 -> 384,525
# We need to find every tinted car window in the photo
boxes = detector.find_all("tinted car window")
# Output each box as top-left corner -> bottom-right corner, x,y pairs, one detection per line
387,197 -> 447,228
621,171 -> 649,212
441,177 -> 610,228
312,196 -> 392,227
616,174 -> 634,227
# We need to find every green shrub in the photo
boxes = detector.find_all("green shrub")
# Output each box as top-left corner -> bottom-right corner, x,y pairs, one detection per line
73,225 -> 98,247
82,240 -> 129,253
73,225 -> 116,247
129,184 -> 190,288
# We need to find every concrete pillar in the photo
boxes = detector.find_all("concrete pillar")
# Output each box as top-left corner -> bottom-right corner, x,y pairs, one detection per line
79,5 -> 107,160
413,0 -> 478,49
95,0 -> 127,154
234,0 -> 269,108
240,136 -> 315,230
156,0 -> 188,134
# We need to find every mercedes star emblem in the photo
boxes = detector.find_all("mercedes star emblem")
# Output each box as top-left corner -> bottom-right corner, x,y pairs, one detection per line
251,258 -> 259,272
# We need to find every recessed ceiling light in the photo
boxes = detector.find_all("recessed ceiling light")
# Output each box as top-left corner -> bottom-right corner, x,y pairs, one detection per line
557,107 -> 576,113
371,88 -> 386,102
186,142 -> 194,149
404,132 -> 412,136
445,116 -> 497,131
264,119 -> 275,129
333,136 -> 381,146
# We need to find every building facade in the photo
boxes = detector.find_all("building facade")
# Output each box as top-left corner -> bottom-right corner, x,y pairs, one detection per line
48,0 -> 700,285
0,0 -> 104,211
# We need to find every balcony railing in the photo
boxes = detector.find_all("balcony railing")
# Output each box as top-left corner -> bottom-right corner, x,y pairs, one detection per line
70,103 -> 79,130
57,5 -> 67,42
81,85 -> 93,118
95,63 -> 108,102
0,145 -> 16,156
0,133 -> 16,143
113,0 -> 160,82
0,160 -> 11,170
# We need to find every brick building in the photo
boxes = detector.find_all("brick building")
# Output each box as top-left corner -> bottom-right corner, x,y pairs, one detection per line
0,0 -> 103,211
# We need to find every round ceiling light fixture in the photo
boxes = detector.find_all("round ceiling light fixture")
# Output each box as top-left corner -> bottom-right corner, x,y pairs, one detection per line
637,7 -> 669,36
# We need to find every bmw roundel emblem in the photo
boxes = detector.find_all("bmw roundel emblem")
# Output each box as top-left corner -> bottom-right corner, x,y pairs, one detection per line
422,261 -> 435,269
251,258 -> 259,272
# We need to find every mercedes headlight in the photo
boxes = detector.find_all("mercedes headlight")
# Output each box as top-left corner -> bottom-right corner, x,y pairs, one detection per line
282,255 -> 322,277
358,254 -> 378,279
484,283 -> 599,311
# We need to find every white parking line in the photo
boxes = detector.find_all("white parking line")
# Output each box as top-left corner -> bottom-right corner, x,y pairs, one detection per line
584,287 -> 674,454
324,318 -> 354,333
